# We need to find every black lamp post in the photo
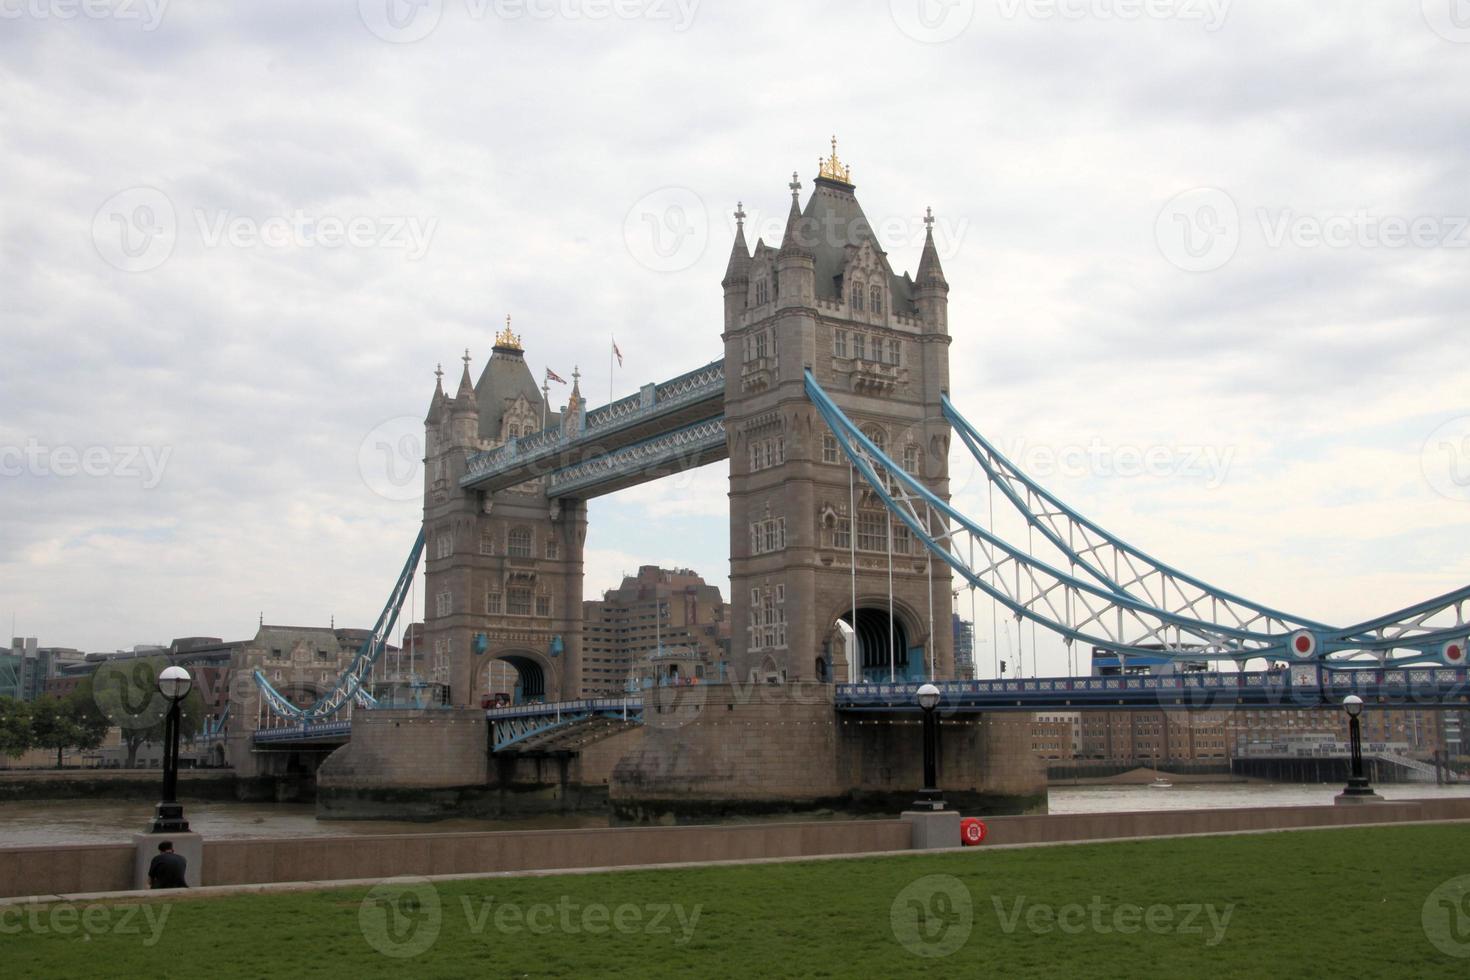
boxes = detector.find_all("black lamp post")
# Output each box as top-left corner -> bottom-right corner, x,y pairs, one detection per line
914,683 -> 945,811
1339,694 -> 1377,800
150,665 -> 193,833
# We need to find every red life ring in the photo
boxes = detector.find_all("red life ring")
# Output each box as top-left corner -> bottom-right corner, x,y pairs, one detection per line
960,817 -> 987,846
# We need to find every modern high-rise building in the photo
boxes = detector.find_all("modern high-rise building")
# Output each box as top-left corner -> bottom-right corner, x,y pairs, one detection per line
952,613 -> 975,680
581,566 -> 729,697
3,638 -> 85,702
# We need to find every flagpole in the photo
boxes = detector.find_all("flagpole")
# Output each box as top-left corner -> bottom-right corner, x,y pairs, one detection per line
609,336 -> 614,404
541,376 -> 549,430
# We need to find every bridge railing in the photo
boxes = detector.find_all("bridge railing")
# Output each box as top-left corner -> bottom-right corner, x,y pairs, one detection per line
546,417 -> 725,497
485,696 -> 643,721
252,719 -> 354,743
836,666 -> 1470,710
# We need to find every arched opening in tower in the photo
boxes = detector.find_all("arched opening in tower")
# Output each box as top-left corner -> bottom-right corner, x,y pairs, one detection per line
495,655 -> 546,704
839,608 -> 917,683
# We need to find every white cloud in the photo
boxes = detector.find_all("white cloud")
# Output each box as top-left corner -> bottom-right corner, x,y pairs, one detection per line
1,2 -> 1466,657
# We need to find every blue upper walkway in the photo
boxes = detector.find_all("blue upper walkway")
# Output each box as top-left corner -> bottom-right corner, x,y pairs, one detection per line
460,359 -> 726,497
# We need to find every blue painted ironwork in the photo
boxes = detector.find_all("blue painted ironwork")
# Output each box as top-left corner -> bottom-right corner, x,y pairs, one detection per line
944,395 -> 1470,664
835,666 -> 1470,712
546,417 -> 726,497
805,371 -> 1468,667
198,703 -> 230,742
462,360 -> 724,489
253,530 -> 425,722
487,697 -> 643,751
251,719 -> 354,744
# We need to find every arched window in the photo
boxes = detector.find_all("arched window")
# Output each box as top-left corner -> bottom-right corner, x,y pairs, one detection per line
862,425 -> 887,453
507,527 -> 532,558
850,282 -> 865,312
870,285 -> 883,315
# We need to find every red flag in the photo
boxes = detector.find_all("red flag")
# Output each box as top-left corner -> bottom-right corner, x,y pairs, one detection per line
546,368 -> 567,385
612,338 -> 623,367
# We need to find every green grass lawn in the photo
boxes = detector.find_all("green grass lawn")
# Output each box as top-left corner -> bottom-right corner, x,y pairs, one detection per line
4,824 -> 1469,978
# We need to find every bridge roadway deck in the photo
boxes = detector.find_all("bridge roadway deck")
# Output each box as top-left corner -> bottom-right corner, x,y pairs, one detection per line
249,667 -> 1469,747
835,665 -> 1470,712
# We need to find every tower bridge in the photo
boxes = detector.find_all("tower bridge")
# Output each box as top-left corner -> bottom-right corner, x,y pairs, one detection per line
238,145 -> 1470,820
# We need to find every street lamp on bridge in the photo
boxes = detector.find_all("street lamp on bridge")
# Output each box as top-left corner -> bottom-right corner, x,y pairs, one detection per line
914,683 -> 945,811
150,666 -> 193,833
1336,694 -> 1383,805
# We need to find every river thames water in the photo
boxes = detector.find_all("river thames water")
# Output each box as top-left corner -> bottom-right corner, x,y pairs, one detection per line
2,783 -> 1468,847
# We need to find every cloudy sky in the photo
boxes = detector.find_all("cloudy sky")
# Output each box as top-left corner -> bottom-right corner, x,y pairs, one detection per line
1,0 -> 1466,672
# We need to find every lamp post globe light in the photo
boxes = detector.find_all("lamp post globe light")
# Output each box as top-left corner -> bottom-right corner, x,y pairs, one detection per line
1336,694 -> 1381,803
151,665 -> 193,833
914,683 -> 944,811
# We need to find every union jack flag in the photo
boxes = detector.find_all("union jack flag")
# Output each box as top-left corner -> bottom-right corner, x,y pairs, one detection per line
546,368 -> 567,385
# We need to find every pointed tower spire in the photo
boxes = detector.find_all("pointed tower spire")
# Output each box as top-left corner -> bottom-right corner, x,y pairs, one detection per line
723,201 -> 751,287
425,363 -> 446,424
456,348 -> 475,397
915,207 -> 948,287
564,366 -> 585,437
452,349 -> 477,421
779,172 -> 811,256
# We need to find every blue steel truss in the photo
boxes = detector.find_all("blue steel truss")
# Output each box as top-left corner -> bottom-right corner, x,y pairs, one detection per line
253,530 -> 425,722
487,697 -> 643,751
545,417 -> 726,498
944,396 -> 1470,662
805,371 -> 1468,668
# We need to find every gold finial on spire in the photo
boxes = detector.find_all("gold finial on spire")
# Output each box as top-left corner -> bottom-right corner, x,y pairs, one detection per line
495,313 -> 522,351
818,135 -> 852,184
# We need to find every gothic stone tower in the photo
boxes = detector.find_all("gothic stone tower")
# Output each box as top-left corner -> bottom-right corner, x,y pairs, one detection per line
422,322 -> 588,707
723,146 -> 955,685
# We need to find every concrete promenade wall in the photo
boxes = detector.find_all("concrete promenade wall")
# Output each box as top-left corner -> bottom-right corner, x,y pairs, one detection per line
4,797 -> 1468,899
0,820 -> 910,898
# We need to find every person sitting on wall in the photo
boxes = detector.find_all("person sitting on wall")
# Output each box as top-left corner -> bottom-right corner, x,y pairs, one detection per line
148,840 -> 188,889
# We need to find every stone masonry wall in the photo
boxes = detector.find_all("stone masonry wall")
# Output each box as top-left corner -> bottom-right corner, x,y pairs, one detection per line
317,708 -> 488,790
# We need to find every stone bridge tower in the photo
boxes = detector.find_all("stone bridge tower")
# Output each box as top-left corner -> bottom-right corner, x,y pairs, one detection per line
722,145 -> 955,685
422,321 -> 587,707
